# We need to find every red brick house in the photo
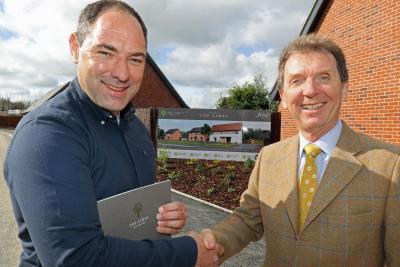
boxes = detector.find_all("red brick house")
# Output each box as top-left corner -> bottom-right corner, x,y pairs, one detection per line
188,127 -> 208,142
271,0 -> 400,145
164,128 -> 182,141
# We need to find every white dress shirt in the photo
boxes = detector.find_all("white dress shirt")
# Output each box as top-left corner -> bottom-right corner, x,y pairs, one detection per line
298,120 -> 342,183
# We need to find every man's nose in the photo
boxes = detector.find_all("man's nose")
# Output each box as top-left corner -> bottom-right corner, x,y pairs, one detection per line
111,57 -> 130,83
302,78 -> 318,97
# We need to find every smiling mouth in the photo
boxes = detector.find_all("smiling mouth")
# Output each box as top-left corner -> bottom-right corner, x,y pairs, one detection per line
102,81 -> 129,91
302,103 -> 325,110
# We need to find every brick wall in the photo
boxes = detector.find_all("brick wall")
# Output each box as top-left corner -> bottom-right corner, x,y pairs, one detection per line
280,0 -> 400,145
132,62 -> 184,108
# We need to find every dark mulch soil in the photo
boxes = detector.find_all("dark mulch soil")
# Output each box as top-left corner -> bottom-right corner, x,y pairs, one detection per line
156,158 -> 254,210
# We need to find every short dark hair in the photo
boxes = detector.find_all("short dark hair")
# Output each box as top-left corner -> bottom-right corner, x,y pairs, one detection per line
76,0 -> 147,46
278,34 -> 348,90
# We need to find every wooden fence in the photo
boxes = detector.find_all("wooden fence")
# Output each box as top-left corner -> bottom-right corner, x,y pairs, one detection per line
0,115 -> 22,128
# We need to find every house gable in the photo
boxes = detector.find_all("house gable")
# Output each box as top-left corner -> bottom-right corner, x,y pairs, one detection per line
188,127 -> 208,142
133,55 -> 189,108
164,128 -> 182,141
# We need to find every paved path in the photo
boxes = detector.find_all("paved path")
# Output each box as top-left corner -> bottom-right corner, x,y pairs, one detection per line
0,131 -> 21,267
0,130 -> 265,266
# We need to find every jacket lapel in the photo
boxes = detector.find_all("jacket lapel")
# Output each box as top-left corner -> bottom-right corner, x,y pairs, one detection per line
280,136 -> 301,236
302,123 -> 363,231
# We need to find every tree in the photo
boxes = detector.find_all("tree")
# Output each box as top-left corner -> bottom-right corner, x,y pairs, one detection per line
132,202 -> 143,218
200,123 -> 211,135
216,74 -> 269,110
0,97 -> 31,111
243,128 -> 266,141
157,127 -> 165,139
242,128 -> 255,141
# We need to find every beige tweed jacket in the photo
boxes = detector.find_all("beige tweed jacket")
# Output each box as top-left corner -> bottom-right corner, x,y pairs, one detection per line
212,122 -> 400,267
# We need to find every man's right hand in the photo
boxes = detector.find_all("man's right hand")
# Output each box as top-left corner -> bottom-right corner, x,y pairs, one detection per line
188,230 -> 224,267
200,229 -> 223,252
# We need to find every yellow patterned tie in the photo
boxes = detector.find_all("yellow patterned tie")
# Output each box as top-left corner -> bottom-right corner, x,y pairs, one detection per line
299,143 -> 321,228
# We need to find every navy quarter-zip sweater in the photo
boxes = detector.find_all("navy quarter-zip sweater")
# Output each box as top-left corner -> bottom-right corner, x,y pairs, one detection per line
4,78 -> 197,267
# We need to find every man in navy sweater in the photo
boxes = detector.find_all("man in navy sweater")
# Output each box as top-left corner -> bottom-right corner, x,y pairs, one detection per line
4,0 -> 222,266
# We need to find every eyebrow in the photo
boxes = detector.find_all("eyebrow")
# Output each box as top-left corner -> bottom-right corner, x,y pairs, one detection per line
95,44 -> 117,53
94,44 -> 147,58
287,68 -> 333,76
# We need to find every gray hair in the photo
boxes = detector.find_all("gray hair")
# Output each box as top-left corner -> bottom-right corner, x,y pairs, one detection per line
278,34 -> 348,90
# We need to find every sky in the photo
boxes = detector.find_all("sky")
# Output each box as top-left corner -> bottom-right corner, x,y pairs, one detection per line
0,0 -> 314,108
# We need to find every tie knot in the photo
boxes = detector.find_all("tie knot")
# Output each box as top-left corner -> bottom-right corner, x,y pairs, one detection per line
304,143 -> 321,158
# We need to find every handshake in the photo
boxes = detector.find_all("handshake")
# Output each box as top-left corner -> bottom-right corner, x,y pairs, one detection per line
157,202 -> 224,266
188,229 -> 224,267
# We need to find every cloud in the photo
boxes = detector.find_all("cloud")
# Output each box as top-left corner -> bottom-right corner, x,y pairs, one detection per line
0,0 -> 88,98
136,0 -> 310,49
0,0 -> 313,107
133,0 -> 312,107
161,43 -> 277,88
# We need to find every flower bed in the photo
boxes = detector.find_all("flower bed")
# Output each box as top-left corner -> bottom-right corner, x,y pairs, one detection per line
156,158 -> 254,210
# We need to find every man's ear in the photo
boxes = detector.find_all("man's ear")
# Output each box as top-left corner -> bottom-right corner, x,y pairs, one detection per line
69,33 -> 80,64
341,82 -> 349,101
279,90 -> 287,109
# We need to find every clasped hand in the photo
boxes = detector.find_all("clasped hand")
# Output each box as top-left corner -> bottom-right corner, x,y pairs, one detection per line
156,203 -> 224,266
189,229 -> 224,267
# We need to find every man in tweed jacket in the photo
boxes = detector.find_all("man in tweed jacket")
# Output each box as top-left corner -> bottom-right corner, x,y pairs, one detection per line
202,34 -> 400,266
